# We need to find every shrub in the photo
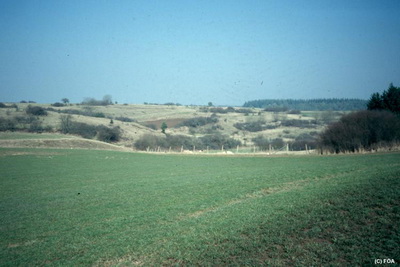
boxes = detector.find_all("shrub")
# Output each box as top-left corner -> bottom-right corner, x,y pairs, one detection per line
199,134 -> 241,150
166,134 -> 198,150
69,122 -> 98,139
27,120 -> 51,133
82,95 -> 113,106
234,120 -> 276,132
26,105 -> 47,116
270,138 -> 284,148
133,133 -> 240,151
47,108 -> 106,118
97,126 -> 121,143
0,117 -> 17,131
319,110 -> 400,153
281,119 -> 317,128
134,135 -> 167,150
0,102 -> 7,108
175,116 -> 218,128
51,102 -> 65,107
115,116 -> 137,122
290,133 -> 318,151
264,106 -> 288,112
252,136 -> 286,150
60,115 -> 73,134
252,135 -> 270,150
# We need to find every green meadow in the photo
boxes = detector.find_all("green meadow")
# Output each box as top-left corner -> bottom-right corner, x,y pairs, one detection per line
1,148 -> 399,266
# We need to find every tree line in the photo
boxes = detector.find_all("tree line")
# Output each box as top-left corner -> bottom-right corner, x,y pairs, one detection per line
243,98 -> 367,111
319,84 -> 400,153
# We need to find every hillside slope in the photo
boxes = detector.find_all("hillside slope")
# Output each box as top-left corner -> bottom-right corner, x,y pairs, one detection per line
0,103 -> 342,150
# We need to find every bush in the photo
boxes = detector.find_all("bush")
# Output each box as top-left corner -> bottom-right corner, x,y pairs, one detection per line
115,116 -> 137,122
26,105 -> 47,116
252,136 -> 286,150
69,122 -> 98,139
175,116 -> 218,128
252,135 -> 270,150
290,133 -> 318,151
47,108 -> 106,118
28,120 -> 53,133
319,110 -> 400,153
264,106 -> 288,112
51,102 -> 65,107
166,134 -> 198,150
0,117 -> 17,131
234,120 -> 276,132
97,126 -> 121,143
82,95 -> 113,106
60,115 -> 73,134
281,119 -> 317,128
199,134 -> 241,150
134,135 -> 167,150
134,133 -> 241,151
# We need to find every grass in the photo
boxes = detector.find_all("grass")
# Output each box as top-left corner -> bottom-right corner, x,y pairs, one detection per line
0,132 -> 76,140
1,148 -> 399,266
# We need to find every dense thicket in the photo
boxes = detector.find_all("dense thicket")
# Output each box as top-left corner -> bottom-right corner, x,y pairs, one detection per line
175,116 -> 218,128
367,83 -> 400,114
59,115 -> 120,142
134,133 -> 241,151
26,105 -> 47,116
234,120 -> 276,132
47,107 -> 106,118
319,110 -> 400,153
252,136 -> 284,150
0,115 -> 52,133
81,95 -> 113,106
243,98 -> 367,111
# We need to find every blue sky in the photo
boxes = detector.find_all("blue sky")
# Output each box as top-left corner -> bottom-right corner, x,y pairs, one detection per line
1,0 -> 400,105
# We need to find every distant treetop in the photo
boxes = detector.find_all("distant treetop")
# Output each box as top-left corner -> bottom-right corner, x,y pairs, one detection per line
367,83 -> 400,114
82,95 -> 113,106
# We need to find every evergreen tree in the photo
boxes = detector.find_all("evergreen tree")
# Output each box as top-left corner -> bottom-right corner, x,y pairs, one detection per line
382,83 -> 400,114
367,93 -> 383,110
161,122 -> 168,134
367,83 -> 400,114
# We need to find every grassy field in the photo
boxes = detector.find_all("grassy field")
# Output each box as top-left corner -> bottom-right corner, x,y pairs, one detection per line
1,148 -> 399,266
0,132 -> 77,140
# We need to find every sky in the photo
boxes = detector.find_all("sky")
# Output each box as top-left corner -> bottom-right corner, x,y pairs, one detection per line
1,0 -> 400,106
